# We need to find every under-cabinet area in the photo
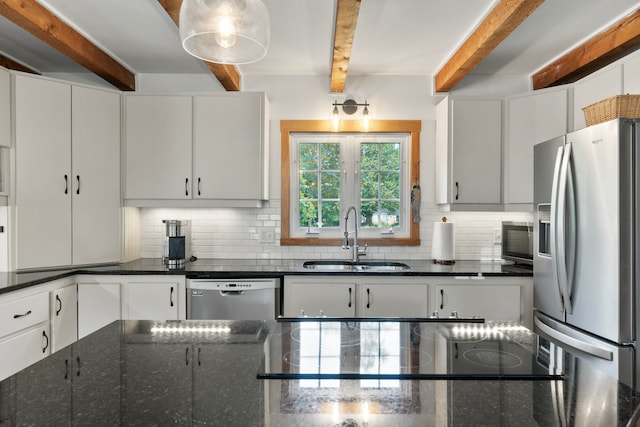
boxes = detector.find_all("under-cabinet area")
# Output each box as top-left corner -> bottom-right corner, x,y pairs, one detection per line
283,276 -> 532,329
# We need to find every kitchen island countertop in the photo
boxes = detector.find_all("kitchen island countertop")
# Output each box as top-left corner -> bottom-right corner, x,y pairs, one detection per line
0,319 -> 638,426
0,258 -> 532,295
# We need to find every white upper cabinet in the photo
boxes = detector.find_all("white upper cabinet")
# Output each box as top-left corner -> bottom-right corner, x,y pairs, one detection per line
0,67 -> 9,148
505,89 -> 567,206
193,93 -> 268,200
573,65 -> 623,131
125,95 -> 193,200
623,52 -> 640,93
71,86 -> 121,265
14,75 -> 121,270
15,75 -> 73,269
125,92 -> 268,206
436,97 -> 502,207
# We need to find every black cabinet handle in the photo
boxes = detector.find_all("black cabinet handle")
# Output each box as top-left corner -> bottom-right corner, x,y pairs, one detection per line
64,175 -> 68,194
198,347 -> 201,366
366,288 -> 371,309
440,289 -> 444,310
42,331 -> 49,353
170,286 -> 174,307
76,175 -> 80,195
197,177 -> 201,196
64,359 -> 69,380
348,287 -> 352,308
76,356 -> 81,376
56,295 -> 62,316
13,310 -> 32,319
185,347 -> 190,365
185,178 -> 189,196
455,182 -> 459,200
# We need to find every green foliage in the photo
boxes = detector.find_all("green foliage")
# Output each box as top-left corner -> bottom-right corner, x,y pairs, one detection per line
298,141 -> 402,229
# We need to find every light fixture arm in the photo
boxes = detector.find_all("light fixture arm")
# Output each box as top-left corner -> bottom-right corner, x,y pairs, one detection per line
333,99 -> 370,115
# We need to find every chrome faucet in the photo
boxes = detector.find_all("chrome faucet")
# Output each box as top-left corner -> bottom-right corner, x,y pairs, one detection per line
342,206 -> 367,262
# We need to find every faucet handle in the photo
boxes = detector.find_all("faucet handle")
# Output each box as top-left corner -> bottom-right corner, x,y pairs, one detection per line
358,244 -> 368,256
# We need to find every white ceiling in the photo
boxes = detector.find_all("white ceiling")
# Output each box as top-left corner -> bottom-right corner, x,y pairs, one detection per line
0,0 -> 639,88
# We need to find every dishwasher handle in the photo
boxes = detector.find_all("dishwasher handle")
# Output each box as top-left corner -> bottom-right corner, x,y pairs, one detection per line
220,290 -> 246,296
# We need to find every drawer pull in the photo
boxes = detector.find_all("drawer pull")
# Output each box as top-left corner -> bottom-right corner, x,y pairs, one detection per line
42,331 -> 49,353
13,310 -> 32,319
56,295 -> 62,316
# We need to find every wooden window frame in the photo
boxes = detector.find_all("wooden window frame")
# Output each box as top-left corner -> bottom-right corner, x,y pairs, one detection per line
281,120 -> 421,246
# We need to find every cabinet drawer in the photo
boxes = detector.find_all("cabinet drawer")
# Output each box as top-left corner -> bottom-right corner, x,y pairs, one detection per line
0,293 -> 49,338
0,325 -> 50,381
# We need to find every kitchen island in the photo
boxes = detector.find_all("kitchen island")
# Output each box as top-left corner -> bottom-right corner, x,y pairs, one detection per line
1,319 -> 638,426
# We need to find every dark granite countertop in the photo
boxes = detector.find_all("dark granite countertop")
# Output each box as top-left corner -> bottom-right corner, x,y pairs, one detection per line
0,258 -> 532,295
1,319 -> 638,426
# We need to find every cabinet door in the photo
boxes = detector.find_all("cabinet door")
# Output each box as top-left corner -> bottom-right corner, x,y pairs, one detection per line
506,90 -> 567,204
193,343 -> 263,426
126,281 -> 179,320
450,99 -> 502,204
71,86 -> 121,265
125,95 -> 192,199
193,93 -> 266,199
283,280 -> 355,317
573,65 -> 623,131
15,347 -> 72,426
0,324 -> 50,381
77,283 -> 121,339
435,284 -> 520,321
359,283 -> 428,317
125,343 -> 192,426
15,75 -> 72,269
50,285 -> 78,352
73,321 -> 121,426
0,67 -> 9,148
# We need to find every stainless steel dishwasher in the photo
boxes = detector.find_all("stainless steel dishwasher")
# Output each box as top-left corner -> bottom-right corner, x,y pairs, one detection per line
186,278 -> 281,320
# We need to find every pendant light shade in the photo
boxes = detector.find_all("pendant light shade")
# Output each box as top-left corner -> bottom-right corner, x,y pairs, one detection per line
179,0 -> 270,65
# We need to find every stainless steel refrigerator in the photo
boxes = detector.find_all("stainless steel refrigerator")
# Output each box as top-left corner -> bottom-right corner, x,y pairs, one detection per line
533,118 -> 640,389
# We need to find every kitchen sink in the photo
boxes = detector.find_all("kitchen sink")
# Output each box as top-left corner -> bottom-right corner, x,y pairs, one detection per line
302,260 -> 410,272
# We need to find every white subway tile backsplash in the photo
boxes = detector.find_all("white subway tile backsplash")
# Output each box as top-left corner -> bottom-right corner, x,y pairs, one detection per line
138,201 -> 533,261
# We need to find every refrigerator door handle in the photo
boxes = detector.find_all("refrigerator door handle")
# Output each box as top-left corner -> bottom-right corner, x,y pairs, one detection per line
535,316 -> 613,361
556,142 -> 573,314
550,146 -> 568,311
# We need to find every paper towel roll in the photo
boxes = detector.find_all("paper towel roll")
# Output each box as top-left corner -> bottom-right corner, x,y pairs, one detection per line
431,221 -> 455,262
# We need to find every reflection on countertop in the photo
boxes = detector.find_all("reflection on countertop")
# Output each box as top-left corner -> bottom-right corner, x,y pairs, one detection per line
0,258 -> 532,295
1,319 -> 639,426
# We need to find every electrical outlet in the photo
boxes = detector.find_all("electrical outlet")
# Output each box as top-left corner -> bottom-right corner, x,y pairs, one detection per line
259,228 -> 275,243
493,228 -> 502,245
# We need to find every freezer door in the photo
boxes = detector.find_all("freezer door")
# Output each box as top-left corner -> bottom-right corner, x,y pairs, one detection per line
533,135 -> 566,319
564,119 -> 634,344
535,312 -> 634,388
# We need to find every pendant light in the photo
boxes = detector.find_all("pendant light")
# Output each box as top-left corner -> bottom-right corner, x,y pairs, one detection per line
179,0 -> 270,65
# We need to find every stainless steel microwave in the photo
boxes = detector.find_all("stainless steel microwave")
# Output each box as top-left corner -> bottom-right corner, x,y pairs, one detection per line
501,221 -> 533,265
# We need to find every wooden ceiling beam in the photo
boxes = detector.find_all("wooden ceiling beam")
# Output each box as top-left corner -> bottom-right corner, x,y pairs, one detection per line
0,53 -> 39,74
330,0 -> 361,93
532,8 -> 640,90
435,0 -> 544,93
157,0 -> 241,92
0,0 -> 135,90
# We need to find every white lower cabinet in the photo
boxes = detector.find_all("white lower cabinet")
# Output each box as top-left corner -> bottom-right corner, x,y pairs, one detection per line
122,277 -> 184,320
283,276 -> 428,318
283,279 -> 355,317
358,280 -> 429,317
77,281 -> 121,339
0,291 -> 50,381
50,284 -> 78,352
432,277 -> 532,329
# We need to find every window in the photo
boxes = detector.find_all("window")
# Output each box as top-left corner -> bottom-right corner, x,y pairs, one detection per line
281,120 -> 421,246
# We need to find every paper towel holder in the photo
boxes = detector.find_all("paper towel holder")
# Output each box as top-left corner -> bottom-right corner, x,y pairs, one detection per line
432,216 -> 456,265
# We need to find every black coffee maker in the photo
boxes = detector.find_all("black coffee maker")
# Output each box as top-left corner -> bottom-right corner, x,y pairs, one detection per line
162,220 -> 191,268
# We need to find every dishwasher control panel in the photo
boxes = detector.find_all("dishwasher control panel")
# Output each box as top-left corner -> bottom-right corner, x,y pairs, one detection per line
187,279 -> 280,291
